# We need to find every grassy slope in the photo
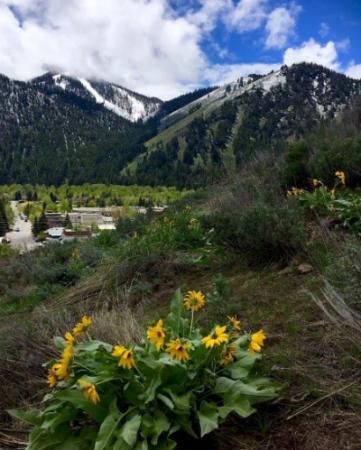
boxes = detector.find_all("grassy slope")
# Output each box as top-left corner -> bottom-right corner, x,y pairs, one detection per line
1,189 -> 361,449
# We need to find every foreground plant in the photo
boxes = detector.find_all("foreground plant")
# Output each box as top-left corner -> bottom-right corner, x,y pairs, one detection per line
9,290 -> 278,450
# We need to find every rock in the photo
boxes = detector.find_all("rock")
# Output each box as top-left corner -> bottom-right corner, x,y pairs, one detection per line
297,263 -> 313,274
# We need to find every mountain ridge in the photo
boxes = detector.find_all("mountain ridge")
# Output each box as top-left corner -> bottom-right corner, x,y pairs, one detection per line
0,63 -> 360,186
121,63 -> 361,188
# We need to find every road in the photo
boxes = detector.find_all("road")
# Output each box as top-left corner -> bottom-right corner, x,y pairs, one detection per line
6,201 -> 37,252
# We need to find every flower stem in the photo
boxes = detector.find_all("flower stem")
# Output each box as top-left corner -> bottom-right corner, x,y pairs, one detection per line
189,309 -> 194,337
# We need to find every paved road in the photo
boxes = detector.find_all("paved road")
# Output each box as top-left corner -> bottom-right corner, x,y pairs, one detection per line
6,201 -> 37,252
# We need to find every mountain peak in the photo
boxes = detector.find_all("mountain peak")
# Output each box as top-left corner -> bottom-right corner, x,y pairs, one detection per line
30,72 -> 162,122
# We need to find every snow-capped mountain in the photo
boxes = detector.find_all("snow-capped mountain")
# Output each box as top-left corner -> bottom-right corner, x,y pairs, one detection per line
122,63 -> 361,187
31,73 -> 162,122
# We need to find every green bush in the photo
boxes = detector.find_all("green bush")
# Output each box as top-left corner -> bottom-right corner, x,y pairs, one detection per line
210,201 -> 306,264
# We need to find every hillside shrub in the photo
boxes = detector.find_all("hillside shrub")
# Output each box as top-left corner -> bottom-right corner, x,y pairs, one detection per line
209,201 -> 306,264
10,289 -> 278,449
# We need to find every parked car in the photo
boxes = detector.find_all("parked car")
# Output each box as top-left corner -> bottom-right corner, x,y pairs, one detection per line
15,227 -> 20,232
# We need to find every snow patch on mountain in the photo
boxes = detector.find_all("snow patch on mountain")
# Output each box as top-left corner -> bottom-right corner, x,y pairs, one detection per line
78,78 -> 160,122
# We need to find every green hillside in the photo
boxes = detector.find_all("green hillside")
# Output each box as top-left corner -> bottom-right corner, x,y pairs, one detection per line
1,104 -> 361,449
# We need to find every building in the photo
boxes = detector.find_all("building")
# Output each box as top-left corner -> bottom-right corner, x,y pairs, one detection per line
62,229 -> 91,241
45,212 -> 65,228
68,212 -> 103,227
98,223 -> 116,231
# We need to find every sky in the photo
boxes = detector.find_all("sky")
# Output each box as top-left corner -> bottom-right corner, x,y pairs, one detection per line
0,0 -> 360,99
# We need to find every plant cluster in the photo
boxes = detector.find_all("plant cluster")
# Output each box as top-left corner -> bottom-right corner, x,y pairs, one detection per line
10,290 -> 278,449
288,171 -> 361,234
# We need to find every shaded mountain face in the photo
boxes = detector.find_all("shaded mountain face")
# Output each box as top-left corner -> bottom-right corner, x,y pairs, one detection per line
31,72 -> 162,122
0,73 -> 149,184
121,63 -> 361,188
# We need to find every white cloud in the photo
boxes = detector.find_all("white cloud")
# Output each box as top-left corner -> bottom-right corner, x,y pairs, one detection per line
0,0 -> 207,99
227,0 -> 267,32
265,3 -> 301,49
283,38 -> 339,70
204,62 -> 280,85
318,22 -> 330,38
346,62 -> 361,79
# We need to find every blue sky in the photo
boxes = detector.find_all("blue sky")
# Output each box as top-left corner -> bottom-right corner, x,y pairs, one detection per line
203,0 -> 360,67
0,0 -> 360,98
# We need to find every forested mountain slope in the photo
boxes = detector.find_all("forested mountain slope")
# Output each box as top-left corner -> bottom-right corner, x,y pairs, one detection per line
121,63 -> 361,188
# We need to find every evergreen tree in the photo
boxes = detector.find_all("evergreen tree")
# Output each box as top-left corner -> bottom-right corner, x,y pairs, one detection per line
0,198 -> 9,237
63,213 -> 72,229
32,217 -> 40,236
38,212 -> 49,232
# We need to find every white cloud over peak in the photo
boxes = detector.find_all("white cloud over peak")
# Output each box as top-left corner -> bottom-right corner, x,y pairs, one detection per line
346,63 -> 361,79
265,4 -> 301,49
0,0 -> 206,99
0,0 -> 357,100
283,38 -> 339,70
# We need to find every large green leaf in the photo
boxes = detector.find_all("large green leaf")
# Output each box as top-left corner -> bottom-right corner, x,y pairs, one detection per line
94,401 -> 124,450
215,376 -> 277,403
197,401 -> 219,437
77,340 -> 113,353
118,414 -> 142,447
141,411 -> 170,445
157,393 -> 174,410
218,397 -> 255,419
165,289 -> 183,335
163,389 -> 191,412
55,389 -> 107,423
7,408 -> 42,426
40,406 -> 76,431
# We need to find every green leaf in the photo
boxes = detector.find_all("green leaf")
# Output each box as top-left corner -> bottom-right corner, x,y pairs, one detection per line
118,414 -> 142,447
156,393 -> 174,410
55,389 -> 107,423
40,406 -> 76,431
226,360 -> 250,380
77,340 -> 113,353
165,288 -> 183,334
94,401 -> 123,450
53,336 -> 66,351
163,389 -> 191,412
197,401 -> 219,437
7,409 -> 42,426
219,397 -> 255,419
141,411 -> 170,445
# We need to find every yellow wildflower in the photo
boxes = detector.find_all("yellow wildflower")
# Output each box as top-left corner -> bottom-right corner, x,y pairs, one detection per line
47,366 -> 58,388
147,319 -> 165,351
287,187 -> 304,197
118,349 -> 136,370
53,344 -> 73,380
249,329 -> 266,353
112,346 -> 136,369
166,338 -> 191,362
183,290 -> 206,312
78,379 -> 100,404
52,360 -> 69,380
220,343 -> 237,366
227,316 -> 241,331
65,332 -> 74,346
335,170 -> 346,185
202,325 -> 229,349
112,345 -> 127,358
72,316 -> 92,337
188,218 -> 198,230
312,179 -> 322,187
